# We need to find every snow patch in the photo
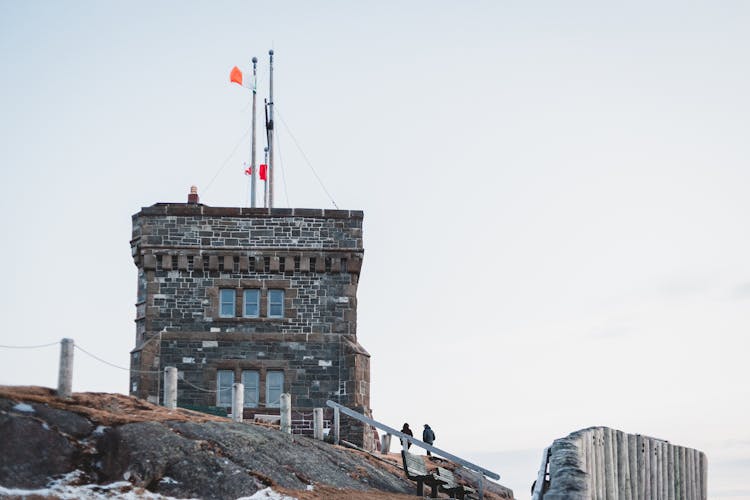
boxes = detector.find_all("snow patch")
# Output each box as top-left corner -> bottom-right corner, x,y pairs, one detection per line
12,403 -> 34,413
238,487 -> 299,499
93,425 -> 109,435
0,469 -> 198,499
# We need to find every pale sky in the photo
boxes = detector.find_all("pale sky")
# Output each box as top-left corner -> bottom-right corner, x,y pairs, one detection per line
1,1 -> 748,497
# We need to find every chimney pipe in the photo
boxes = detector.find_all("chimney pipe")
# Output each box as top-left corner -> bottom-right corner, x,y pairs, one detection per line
188,185 -> 199,204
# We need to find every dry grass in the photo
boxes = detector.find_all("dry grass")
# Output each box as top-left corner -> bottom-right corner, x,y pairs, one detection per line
275,485 -> 420,500
0,385 -> 228,426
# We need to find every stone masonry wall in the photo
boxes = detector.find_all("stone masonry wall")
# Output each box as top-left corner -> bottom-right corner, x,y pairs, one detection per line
129,203 -> 371,447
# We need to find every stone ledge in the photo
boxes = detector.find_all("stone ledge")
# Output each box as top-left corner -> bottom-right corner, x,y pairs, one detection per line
134,204 -> 364,220
157,331 -> 328,342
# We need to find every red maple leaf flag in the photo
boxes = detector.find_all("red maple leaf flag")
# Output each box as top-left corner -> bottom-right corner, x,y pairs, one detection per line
259,164 -> 268,181
230,66 -> 243,86
244,165 -> 252,176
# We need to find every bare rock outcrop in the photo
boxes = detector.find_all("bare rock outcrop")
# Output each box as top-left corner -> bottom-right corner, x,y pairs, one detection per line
0,388 -> 415,499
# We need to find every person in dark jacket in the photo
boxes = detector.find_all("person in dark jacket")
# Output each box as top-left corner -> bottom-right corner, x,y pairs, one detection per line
401,423 -> 413,449
423,424 -> 435,456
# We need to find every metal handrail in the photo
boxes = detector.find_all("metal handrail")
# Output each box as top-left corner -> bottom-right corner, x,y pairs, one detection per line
325,400 -> 500,480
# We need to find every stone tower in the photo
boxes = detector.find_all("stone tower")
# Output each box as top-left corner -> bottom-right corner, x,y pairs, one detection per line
129,188 -> 372,447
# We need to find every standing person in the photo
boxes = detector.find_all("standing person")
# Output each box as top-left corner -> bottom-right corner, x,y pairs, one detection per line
423,424 -> 435,456
401,423 -> 413,449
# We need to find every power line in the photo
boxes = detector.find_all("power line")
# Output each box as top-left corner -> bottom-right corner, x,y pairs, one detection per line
275,108 -> 339,209
74,344 -> 160,375
203,124 -> 253,194
0,341 -> 60,349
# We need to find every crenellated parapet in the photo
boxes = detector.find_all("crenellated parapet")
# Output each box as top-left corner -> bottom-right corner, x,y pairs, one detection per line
134,251 -> 363,275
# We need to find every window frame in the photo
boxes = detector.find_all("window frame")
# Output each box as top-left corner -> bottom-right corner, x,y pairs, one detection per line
243,289 -> 260,318
241,370 -> 260,408
216,369 -> 234,406
219,288 -> 236,318
265,370 -> 284,408
267,289 -> 285,318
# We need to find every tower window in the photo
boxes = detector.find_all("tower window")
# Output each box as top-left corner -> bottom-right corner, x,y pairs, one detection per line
243,289 -> 260,317
219,289 -> 235,317
268,289 -> 285,318
216,370 -> 233,406
242,370 -> 259,408
266,370 -> 284,407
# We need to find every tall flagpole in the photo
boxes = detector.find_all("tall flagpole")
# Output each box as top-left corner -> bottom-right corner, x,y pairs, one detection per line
263,146 -> 269,208
250,56 -> 258,208
268,49 -> 275,209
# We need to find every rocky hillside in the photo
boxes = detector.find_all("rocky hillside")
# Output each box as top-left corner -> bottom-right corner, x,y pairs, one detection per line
0,386 -> 514,499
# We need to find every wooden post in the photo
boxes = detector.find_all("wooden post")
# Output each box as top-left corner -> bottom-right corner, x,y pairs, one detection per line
697,448 -> 704,500
688,448 -> 697,500
656,442 -> 663,500
592,430 -> 600,498
695,448 -> 701,499
699,452 -> 707,500
381,433 -> 392,454
617,430 -> 631,500
578,434 -> 589,496
333,406 -> 340,445
596,428 -> 605,500
280,393 -> 291,434
604,428 -> 616,499
661,443 -> 669,500
655,440 -> 661,500
651,441 -> 657,500
313,408 -> 324,440
57,338 -> 74,399
628,433 -> 638,500
637,435 -> 646,500
679,447 -> 687,500
686,446 -> 692,500
232,382 -> 244,422
644,437 -> 652,499
611,428 -> 619,497
586,431 -> 599,498
674,445 -> 682,499
164,366 -> 177,409
667,444 -> 675,500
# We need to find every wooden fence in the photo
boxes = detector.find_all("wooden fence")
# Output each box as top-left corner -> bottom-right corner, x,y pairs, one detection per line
534,426 -> 707,500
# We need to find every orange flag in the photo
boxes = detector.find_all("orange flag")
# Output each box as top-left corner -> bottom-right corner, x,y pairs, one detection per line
230,66 -> 243,86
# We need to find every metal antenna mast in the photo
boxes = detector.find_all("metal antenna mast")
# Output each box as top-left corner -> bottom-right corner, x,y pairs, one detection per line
250,56 -> 258,208
267,49 -> 275,208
